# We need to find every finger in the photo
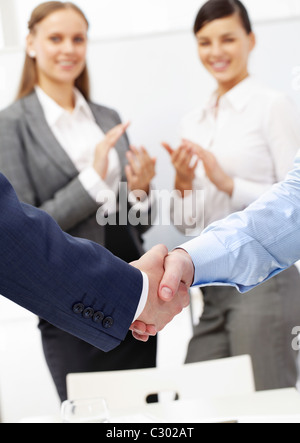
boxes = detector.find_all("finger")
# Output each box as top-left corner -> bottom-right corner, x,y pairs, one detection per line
132,331 -> 149,342
176,146 -> 191,167
140,154 -> 156,176
129,144 -> 139,155
107,123 -> 127,140
130,321 -> 157,339
182,138 -> 198,148
130,320 -> 147,335
145,325 -> 157,336
125,165 -> 136,191
131,146 -> 153,173
182,139 -> 203,156
190,143 -> 206,159
125,164 -> 133,181
131,145 -> 147,167
139,146 -> 152,165
126,151 -> 135,173
183,148 -> 195,168
135,244 -> 169,276
178,282 -> 191,308
172,146 -> 185,165
161,142 -> 174,155
141,146 -> 151,157
106,122 -> 130,146
191,157 -> 199,172
126,151 -> 141,175
122,121 -> 131,131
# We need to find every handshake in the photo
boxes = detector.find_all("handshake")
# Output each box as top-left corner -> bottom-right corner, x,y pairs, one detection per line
129,245 -> 195,342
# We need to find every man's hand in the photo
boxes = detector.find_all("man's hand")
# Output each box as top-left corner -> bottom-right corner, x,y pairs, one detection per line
182,139 -> 234,197
130,245 -> 190,342
159,249 -> 195,302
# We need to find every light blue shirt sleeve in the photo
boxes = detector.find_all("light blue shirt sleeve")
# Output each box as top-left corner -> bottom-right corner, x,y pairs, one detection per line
180,151 -> 300,293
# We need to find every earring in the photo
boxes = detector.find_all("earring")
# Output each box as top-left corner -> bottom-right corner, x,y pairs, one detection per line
28,50 -> 36,58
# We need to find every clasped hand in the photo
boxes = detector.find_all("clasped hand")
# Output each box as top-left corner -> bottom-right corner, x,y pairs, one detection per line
162,140 -> 234,197
129,245 -> 195,342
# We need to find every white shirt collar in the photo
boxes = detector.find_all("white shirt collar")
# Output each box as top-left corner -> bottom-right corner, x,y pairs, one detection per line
198,75 -> 260,120
220,75 -> 259,112
35,86 -> 94,126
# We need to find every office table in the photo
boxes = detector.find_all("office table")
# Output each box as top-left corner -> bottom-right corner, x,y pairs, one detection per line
111,388 -> 300,424
19,388 -> 300,423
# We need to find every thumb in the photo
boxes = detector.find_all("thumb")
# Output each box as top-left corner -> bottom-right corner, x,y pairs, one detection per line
159,254 -> 182,302
150,243 -> 169,261
161,142 -> 174,155
106,122 -> 129,147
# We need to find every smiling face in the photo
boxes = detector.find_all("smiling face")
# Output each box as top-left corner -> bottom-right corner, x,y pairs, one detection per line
195,13 -> 255,94
27,8 -> 88,89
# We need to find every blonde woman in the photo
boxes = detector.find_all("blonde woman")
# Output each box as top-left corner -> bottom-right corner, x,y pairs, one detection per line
0,1 -> 156,402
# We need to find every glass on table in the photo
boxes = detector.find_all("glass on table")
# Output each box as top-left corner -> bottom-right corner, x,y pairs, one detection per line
61,398 -> 110,423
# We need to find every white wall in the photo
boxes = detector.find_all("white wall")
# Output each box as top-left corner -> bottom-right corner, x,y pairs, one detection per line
2,17 -> 300,250
0,13 -> 300,422
5,0 -> 300,46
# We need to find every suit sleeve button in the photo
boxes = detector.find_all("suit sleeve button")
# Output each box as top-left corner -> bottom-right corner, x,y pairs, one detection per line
83,307 -> 94,319
73,303 -> 85,314
93,311 -> 105,323
103,317 -> 114,329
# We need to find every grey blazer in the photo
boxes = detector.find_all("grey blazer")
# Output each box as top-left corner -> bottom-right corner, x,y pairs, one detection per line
0,91 -> 152,254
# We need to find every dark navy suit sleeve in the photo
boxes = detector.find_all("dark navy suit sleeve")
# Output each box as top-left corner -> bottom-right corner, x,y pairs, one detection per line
0,174 -> 143,352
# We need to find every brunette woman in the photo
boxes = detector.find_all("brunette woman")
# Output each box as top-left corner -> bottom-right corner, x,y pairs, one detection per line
164,0 -> 300,390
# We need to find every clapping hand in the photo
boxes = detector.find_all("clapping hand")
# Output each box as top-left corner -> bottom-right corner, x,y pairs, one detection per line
93,122 -> 130,180
130,246 -> 194,342
125,145 -> 156,196
162,141 -> 198,197
163,139 -> 234,197
182,139 -> 234,196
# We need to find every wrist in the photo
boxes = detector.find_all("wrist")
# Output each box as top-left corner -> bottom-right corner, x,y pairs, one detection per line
219,176 -> 234,196
173,248 -> 195,286
175,176 -> 193,198
131,184 -> 150,196
93,164 -> 106,181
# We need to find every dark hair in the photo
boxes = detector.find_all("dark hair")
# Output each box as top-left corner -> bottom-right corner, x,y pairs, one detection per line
194,0 -> 252,35
17,1 -> 90,101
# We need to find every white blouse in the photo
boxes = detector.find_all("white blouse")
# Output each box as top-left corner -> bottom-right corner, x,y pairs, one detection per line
35,86 -> 121,204
172,76 -> 300,234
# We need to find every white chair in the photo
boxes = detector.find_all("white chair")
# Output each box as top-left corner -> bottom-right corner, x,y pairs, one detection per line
67,355 -> 255,411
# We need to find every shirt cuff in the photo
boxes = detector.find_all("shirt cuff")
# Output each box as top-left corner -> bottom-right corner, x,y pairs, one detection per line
79,167 -> 110,202
179,233 -> 231,288
133,271 -> 149,321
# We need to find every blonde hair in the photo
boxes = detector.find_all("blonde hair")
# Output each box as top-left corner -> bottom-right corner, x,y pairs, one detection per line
16,1 -> 90,101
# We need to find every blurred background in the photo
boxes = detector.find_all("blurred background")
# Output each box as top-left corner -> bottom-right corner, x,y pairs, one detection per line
0,0 -> 300,422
